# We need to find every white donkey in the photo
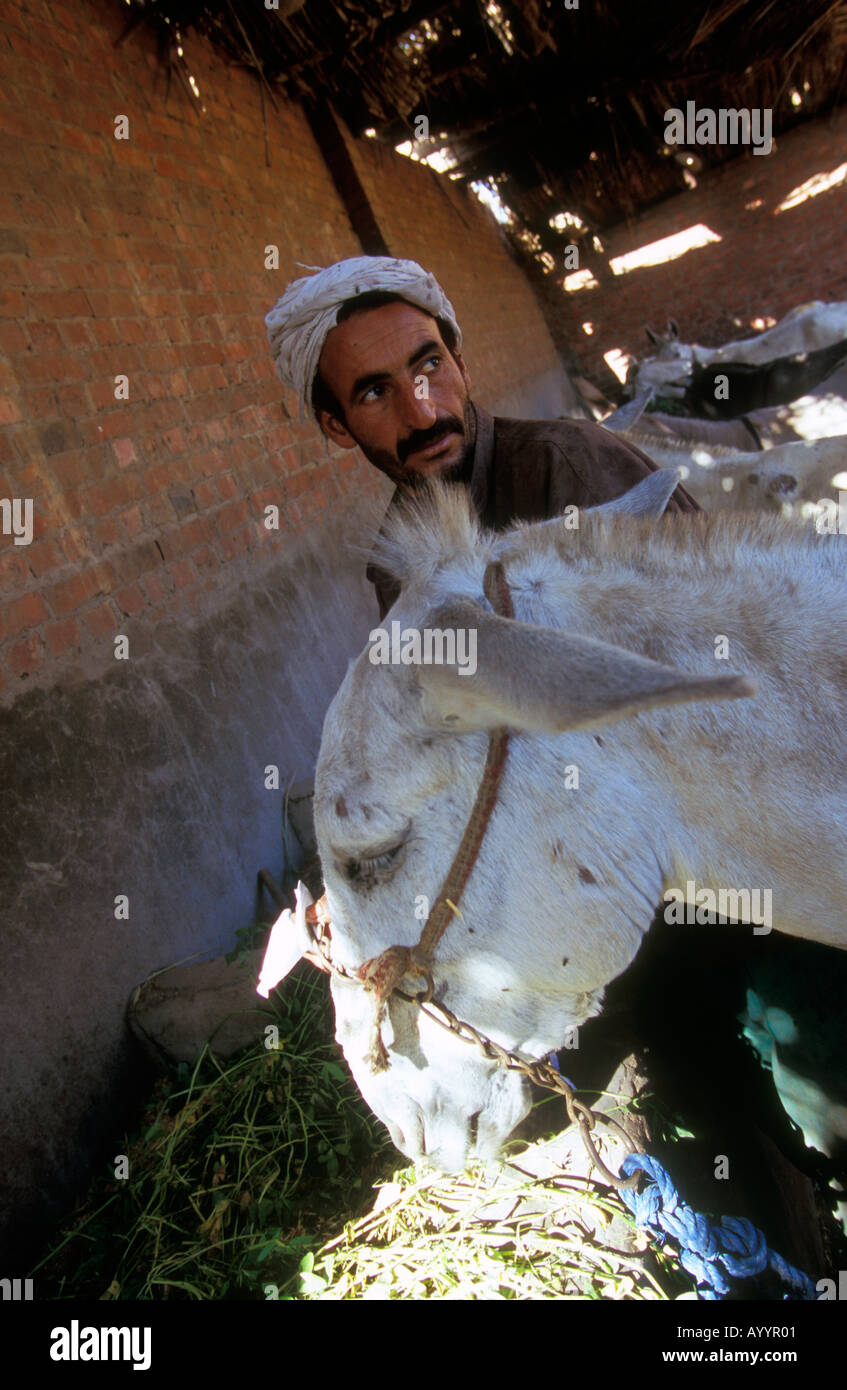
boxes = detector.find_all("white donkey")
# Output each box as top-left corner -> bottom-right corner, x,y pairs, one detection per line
305,473 -> 847,1173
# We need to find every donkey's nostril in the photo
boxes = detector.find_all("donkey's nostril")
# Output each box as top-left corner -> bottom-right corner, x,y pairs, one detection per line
468,1111 -> 481,1148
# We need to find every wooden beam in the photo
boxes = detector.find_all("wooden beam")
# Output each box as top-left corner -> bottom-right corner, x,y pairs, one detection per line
302,100 -> 390,257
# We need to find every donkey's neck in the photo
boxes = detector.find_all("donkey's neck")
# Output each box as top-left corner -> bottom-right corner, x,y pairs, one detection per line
500,517 -> 847,947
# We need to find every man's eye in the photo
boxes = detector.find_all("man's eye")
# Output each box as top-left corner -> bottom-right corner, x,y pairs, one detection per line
361,383 -> 385,404
423,354 -> 441,371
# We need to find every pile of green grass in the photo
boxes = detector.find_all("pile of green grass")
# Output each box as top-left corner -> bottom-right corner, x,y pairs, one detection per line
34,965 -> 394,1300
297,1164 -> 682,1300
33,941 -> 687,1301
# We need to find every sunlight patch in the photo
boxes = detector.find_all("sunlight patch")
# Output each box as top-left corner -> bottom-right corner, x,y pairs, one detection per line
776,163 -> 847,213
603,349 -> 634,384
610,224 -> 721,276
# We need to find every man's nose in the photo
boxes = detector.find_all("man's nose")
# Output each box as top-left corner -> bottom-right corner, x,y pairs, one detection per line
398,376 -> 438,429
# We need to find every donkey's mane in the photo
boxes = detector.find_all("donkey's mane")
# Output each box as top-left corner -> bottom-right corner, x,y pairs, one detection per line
623,431 -> 759,461
366,480 -> 490,587
367,477 -> 839,593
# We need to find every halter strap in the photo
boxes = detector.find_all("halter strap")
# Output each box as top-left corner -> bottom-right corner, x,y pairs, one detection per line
359,560 -> 513,1071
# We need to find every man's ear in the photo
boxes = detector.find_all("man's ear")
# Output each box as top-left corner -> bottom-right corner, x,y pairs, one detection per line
317,410 -> 358,451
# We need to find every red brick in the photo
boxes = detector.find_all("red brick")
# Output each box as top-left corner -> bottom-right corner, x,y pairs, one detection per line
44,617 -> 81,658
27,321 -> 65,353
0,397 -> 23,424
145,493 -> 177,527
87,346 -> 142,378
114,583 -> 146,615
21,387 -> 57,419
27,289 -> 92,319
25,538 -> 64,578
85,291 -> 139,319
0,439 -> 20,474
284,471 -> 311,500
111,539 -> 163,585
190,449 -> 226,478
143,462 -> 177,494
57,320 -> 95,351
216,474 -> 238,500
89,319 -> 123,348
54,374 -> 92,413
94,516 -> 119,546
191,545 -> 219,573
21,352 -> 88,385
113,437 -> 138,470
166,371 -> 189,396
192,479 -> 217,508
7,632 -> 45,679
87,381 -> 120,410
61,531 -> 88,565
182,516 -> 217,550
88,476 -> 140,516
141,571 -> 166,605
216,500 -> 250,532
5,590 -> 50,639
0,549 -> 30,590
0,290 -> 26,317
47,567 -> 109,617
38,419 -> 85,460
0,322 -> 28,355
113,318 -> 148,345
167,560 -> 196,590
219,526 -> 254,560
118,505 -> 144,539
117,146 -> 153,173
81,601 -> 120,638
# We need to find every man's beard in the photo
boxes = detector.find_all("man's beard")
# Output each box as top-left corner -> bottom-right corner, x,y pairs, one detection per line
354,398 -> 474,487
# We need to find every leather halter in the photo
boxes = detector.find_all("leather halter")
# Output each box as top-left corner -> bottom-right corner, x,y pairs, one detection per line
354,559 -> 514,1071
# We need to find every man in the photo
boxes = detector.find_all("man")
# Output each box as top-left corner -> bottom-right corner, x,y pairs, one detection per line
266,256 -> 699,618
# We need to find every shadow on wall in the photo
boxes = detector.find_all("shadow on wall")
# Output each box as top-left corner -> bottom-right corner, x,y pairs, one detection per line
486,364 -> 590,422
0,499 -> 386,1266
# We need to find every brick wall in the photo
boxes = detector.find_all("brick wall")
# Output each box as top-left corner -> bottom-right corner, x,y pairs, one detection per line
0,0 -> 579,1262
531,104 -> 847,390
0,0 -> 573,708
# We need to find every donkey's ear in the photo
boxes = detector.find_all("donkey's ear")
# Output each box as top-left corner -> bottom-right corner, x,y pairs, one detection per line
601,390 -> 652,434
412,600 -> 754,737
667,317 -> 680,340
588,468 -> 682,519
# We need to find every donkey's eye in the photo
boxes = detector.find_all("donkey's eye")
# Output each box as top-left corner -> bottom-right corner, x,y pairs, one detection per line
345,842 -> 405,884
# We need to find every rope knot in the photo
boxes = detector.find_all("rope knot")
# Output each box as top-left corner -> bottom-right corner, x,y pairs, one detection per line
357,945 -> 433,1074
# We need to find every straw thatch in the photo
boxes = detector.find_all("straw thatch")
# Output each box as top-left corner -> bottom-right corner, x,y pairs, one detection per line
117,0 -> 847,256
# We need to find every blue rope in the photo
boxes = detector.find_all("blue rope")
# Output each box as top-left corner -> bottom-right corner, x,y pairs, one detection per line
618,1152 -> 819,1300
543,1053 -> 818,1299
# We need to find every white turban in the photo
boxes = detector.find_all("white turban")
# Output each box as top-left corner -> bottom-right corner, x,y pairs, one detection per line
264,256 -> 462,423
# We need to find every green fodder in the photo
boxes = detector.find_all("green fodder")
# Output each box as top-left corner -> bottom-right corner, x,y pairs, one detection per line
33,949 -> 688,1302
294,1154 -> 687,1301
33,966 -> 394,1301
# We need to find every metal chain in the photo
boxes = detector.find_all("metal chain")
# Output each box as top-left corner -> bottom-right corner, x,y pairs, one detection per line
303,912 -> 641,1191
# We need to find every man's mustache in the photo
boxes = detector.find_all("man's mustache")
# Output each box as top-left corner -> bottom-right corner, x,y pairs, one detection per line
398,416 -> 465,464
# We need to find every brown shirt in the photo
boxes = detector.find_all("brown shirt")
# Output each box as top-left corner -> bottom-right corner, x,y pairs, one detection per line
366,403 -> 700,618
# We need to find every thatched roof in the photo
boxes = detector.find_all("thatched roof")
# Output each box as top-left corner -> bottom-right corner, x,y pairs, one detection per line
117,0 -> 847,257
